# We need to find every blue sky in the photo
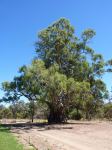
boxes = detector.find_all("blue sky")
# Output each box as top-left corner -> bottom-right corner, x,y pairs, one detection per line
0,0 -> 112,97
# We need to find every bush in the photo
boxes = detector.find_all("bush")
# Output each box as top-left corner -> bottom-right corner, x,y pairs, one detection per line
104,103 -> 112,120
69,109 -> 82,120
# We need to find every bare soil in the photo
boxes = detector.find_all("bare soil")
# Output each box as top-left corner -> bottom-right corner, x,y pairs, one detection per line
10,121 -> 112,150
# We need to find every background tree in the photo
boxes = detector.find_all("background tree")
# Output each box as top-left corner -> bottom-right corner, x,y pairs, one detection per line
2,81 -> 21,119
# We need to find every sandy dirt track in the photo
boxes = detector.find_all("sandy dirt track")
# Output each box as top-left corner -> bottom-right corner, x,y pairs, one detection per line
11,121 -> 112,150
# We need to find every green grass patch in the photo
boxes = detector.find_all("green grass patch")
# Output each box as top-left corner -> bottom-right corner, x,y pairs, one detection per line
0,125 -> 24,150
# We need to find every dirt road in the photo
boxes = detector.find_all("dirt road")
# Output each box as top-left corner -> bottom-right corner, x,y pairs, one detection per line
11,121 -> 112,150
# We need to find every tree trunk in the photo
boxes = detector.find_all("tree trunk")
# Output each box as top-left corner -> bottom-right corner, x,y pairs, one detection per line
48,106 -> 66,123
30,100 -> 35,123
31,113 -> 34,123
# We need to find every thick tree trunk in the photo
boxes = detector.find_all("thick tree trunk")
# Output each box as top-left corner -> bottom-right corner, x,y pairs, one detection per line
48,107 -> 66,123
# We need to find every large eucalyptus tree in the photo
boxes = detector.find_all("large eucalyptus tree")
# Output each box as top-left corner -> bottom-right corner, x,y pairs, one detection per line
2,18 -> 109,123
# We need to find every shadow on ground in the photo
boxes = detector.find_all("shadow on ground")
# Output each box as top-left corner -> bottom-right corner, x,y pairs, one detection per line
0,121 -> 93,132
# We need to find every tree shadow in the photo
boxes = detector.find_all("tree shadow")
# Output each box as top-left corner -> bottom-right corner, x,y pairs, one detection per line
0,122 -> 48,132
0,121 -> 93,132
65,122 -> 92,125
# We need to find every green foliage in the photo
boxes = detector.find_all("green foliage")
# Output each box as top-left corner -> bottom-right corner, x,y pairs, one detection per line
0,106 -> 12,119
1,18 -> 112,123
69,109 -> 82,120
103,103 -> 112,120
36,18 -> 74,68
